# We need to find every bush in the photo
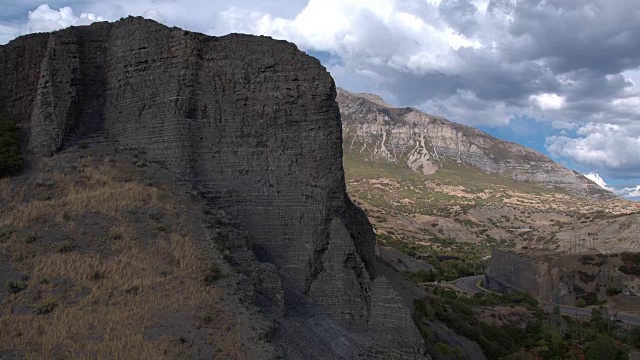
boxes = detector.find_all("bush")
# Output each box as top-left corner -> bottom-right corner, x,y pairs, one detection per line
581,292 -> 599,306
32,299 -> 58,314
0,114 -> 23,176
629,326 -> 640,349
618,265 -> 640,276
606,286 -> 623,296
57,241 -> 75,253
203,264 -> 221,285
584,334 -> 630,360
6,280 -> 27,294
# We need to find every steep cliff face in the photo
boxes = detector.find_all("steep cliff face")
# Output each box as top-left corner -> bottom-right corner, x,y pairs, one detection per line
485,249 -> 576,305
486,249 -> 640,308
0,18 -> 424,358
338,88 -> 613,199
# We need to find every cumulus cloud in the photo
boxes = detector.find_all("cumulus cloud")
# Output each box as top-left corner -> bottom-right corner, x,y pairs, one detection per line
585,173 -> 613,192
547,123 -> 640,177
23,4 -> 104,34
529,93 -> 566,111
620,186 -> 640,198
584,173 -> 640,199
0,23 -> 20,44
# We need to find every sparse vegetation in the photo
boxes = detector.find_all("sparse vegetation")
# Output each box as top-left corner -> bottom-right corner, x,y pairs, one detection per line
32,298 -> 58,314
381,233 -> 489,282
6,280 -> 27,294
606,286 -> 623,296
0,114 -> 23,177
56,241 -> 75,253
619,252 -> 640,275
0,156 -> 265,359
415,288 -> 635,360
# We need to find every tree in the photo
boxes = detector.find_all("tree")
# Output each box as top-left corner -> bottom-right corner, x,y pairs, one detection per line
584,334 -> 630,360
0,114 -> 23,176
629,326 -> 640,349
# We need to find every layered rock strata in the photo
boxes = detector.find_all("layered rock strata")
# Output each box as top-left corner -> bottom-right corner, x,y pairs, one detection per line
0,18 -> 425,358
338,88 -> 613,199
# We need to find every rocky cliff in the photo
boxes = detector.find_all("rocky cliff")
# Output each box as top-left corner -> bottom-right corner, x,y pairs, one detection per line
485,249 -> 576,305
0,18 -> 424,358
486,249 -> 640,308
338,88 -> 613,199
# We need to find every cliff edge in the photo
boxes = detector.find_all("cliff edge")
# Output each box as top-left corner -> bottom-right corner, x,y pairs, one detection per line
0,18 -> 424,358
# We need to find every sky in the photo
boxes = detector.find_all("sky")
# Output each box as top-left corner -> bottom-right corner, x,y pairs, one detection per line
1,0 -> 640,199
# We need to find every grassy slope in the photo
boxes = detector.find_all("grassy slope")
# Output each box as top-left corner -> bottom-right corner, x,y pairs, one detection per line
343,147 -> 640,282
0,151 -> 273,359
344,146 -> 640,246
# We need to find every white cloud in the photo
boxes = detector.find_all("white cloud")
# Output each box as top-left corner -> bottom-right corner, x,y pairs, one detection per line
0,23 -> 20,45
419,89 -> 515,126
529,93 -> 566,111
584,173 -> 612,191
547,123 -> 640,175
220,0 -> 478,76
619,185 -> 640,198
23,4 -> 104,34
584,172 -> 640,199
143,9 -> 165,23
551,120 -> 578,130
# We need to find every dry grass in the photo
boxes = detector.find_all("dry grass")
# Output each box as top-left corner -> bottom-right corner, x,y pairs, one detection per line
0,177 -> 10,197
0,156 -> 258,359
1,160 -> 170,228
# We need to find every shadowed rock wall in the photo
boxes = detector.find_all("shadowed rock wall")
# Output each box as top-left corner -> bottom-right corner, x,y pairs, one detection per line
485,249 -> 576,305
0,18 -> 425,358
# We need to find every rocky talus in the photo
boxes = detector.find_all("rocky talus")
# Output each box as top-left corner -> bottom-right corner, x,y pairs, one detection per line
338,88 -> 613,199
0,18 -> 425,358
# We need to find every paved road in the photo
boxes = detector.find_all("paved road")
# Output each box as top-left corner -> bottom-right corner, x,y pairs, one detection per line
551,305 -> 640,326
450,275 -> 485,294
449,275 -> 640,326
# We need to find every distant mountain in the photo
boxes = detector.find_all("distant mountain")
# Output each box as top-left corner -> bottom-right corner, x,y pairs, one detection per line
338,87 -> 613,199
338,87 -> 640,257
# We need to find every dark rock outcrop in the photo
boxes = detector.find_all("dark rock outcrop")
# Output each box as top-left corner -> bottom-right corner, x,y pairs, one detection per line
486,248 -> 640,307
485,249 -> 576,305
0,18 -> 425,358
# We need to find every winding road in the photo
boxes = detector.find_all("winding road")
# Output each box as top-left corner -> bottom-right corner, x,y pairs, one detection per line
449,275 -> 640,326
451,274 -> 485,294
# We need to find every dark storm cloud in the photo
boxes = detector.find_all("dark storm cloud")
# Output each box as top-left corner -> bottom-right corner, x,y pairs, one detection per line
437,0 -> 480,36
502,0 -> 640,75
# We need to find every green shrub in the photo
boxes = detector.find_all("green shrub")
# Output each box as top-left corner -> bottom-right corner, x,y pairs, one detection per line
606,286 -> 623,296
6,280 -> 27,294
90,271 -> 105,281
584,334 -> 630,360
203,264 -> 221,285
619,264 -> 640,276
32,299 -> 58,314
629,326 -> 640,349
56,241 -> 75,253
0,114 -> 23,176
581,291 -> 599,306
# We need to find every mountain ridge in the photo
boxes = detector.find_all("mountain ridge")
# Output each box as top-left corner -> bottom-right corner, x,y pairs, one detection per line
337,87 -> 614,200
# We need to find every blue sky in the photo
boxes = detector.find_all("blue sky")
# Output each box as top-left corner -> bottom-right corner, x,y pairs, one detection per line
2,1 -> 640,199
